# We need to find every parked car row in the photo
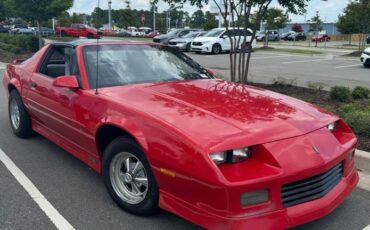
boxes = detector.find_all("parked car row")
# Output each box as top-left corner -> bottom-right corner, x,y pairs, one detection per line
0,24 -> 55,36
56,23 -> 100,39
153,28 -> 257,55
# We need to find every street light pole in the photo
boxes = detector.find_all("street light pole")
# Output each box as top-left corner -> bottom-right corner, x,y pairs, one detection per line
108,0 -> 112,30
149,0 -> 156,32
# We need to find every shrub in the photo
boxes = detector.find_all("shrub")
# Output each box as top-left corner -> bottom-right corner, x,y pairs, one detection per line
307,81 -> 328,91
272,77 -> 297,87
0,34 -> 39,53
343,111 -> 370,137
351,86 -> 370,99
339,103 -> 362,116
330,86 -> 351,102
0,42 -> 21,54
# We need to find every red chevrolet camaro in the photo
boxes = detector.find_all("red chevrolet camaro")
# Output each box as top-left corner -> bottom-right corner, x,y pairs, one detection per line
2,40 -> 358,229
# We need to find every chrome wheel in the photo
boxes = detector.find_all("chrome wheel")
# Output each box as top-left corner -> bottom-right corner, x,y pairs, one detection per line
110,152 -> 148,204
10,99 -> 20,130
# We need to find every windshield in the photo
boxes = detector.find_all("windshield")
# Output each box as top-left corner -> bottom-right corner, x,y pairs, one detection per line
203,29 -> 224,37
166,29 -> 180,36
183,32 -> 198,38
83,45 -> 212,88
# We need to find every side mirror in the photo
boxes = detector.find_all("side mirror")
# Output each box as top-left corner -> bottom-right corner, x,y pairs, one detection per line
53,75 -> 79,89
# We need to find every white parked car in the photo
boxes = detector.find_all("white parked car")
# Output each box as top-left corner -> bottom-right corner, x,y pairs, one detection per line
361,47 -> 370,68
168,31 -> 205,52
191,27 -> 256,54
10,24 -> 33,34
128,27 -> 145,37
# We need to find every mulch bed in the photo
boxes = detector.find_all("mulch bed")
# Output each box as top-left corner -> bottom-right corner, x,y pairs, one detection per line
250,83 -> 370,152
0,51 -> 34,63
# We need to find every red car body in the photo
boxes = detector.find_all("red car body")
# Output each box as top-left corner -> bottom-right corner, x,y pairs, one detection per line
312,34 -> 331,42
144,32 -> 160,38
56,24 -> 100,39
2,41 -> 358,230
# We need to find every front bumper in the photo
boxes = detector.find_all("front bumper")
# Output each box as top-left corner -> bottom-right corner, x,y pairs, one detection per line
361,53 -> 369,64
160,159 -> 358,230
159,126 -> 359,230
168,43 -> 187,50
191,43 -> 213,53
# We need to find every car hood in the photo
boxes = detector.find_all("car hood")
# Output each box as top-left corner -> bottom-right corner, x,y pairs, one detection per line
193,36 -> 217,42
154,35 -> 174,40
100,80 -> 337,150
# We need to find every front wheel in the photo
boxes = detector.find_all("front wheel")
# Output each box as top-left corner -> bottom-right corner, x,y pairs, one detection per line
8,90 -> 33,138
212,44 -> 222,55
102,137 -> 159,216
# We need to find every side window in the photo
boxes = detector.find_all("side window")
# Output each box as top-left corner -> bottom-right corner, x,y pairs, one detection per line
71,24 -> 77,28
39,46 -> 80,80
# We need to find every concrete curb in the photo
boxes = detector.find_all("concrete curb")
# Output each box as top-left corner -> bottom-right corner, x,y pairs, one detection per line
356,149 -> 370,173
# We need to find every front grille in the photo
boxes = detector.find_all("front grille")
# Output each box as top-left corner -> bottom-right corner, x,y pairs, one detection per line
169,42 -> 177,45
281,163 -> 343,207
153,38 -> 160,43
192,42 -> 203,46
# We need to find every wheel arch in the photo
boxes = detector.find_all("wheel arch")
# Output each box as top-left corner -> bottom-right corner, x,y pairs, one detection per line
95,120 -> 149,159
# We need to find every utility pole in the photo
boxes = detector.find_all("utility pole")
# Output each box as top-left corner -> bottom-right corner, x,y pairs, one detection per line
150,0 -> 156,32
108,0 -> 112,30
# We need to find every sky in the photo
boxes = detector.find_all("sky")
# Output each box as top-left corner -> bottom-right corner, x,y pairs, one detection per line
68,0 -> 350,23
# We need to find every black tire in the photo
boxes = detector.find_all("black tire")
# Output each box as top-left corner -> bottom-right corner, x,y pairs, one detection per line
102,137 -> 159,216
185,43 -> 191,52
87,33 -> 94,39
195,51 -> 201,54
364,60 -> 370,68
60,31 -> 67,36
8,90 -> 32,138
212,44 -> 222,55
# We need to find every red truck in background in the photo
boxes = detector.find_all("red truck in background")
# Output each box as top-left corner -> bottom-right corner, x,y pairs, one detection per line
56,24 -> 101,38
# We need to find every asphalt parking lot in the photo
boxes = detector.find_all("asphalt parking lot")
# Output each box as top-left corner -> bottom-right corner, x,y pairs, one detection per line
188,50 -> 369,89
1,57 -> 370,229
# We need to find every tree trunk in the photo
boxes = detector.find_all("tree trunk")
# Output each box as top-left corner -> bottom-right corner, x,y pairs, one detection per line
37,20 -> 42,50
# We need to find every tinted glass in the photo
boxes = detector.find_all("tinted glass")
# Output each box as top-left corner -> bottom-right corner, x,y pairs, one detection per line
83,45 -> 212,88
203,29 -> 224,37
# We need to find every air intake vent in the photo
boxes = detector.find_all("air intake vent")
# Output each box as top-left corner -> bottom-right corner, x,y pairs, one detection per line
282,163 -> 343,207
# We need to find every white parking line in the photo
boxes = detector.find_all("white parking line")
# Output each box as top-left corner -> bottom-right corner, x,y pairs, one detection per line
281,59 -> 330,64
0,148 -> 75,230
252,55 -> 299,60
334,64 -> 363,69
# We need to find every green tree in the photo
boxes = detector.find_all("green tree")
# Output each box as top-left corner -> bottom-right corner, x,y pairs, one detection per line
11,0 -> 73,48
0,0 -> 15,20
337,0 -> 370,48
204,11 -> 217,30
56,11 -> 71,26
159,0 -> 310,83
309,11 -> 323,47
190,10 -> 205,28
71,13 -> 84,24
264,7 -> 289,30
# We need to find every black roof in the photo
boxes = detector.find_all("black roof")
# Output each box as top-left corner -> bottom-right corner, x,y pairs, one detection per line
50,38 -> 137,47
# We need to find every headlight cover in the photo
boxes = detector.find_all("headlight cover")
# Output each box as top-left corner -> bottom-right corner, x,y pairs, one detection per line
210,147 -> 251,165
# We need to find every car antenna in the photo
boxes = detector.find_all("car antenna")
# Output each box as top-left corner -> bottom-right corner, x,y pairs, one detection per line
95,0 -> 100,95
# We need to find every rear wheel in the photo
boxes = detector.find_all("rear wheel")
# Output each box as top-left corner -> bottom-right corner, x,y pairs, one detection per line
212,44 -> 222,55
8,90 -> 32,138
87,33 -> 94,39
61,31 -> 66,36
102,137 -> 159,216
